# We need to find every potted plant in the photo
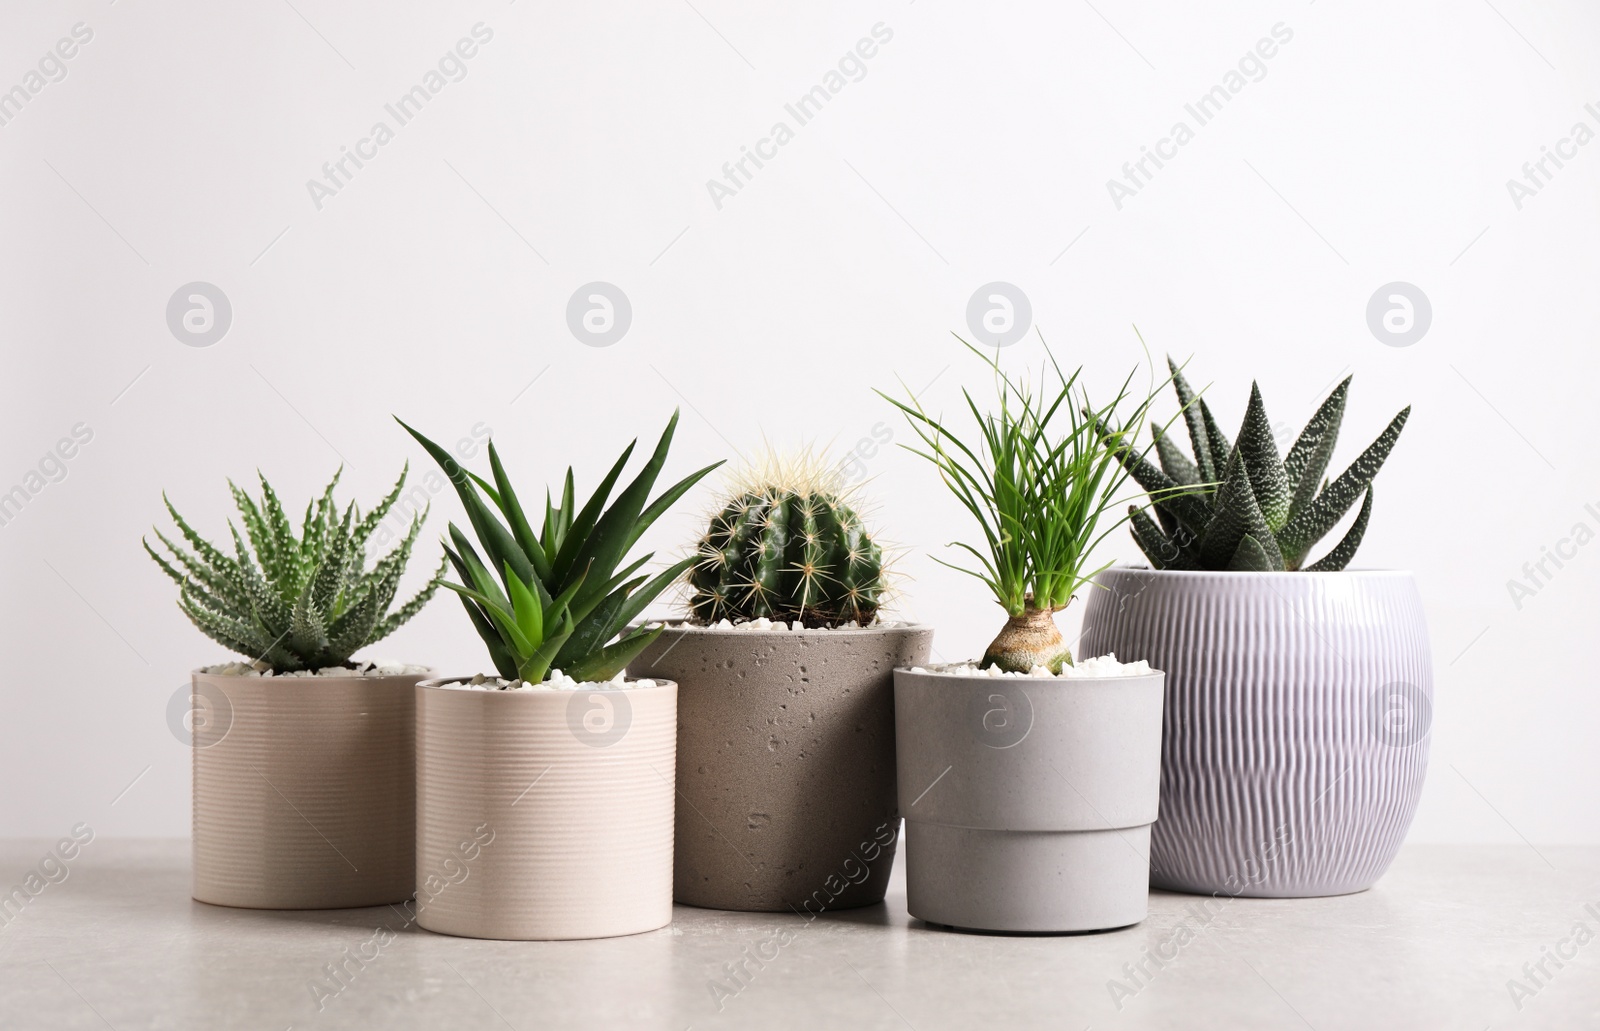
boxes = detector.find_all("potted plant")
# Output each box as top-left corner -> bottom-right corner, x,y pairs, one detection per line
628,457 -> 932,913
880,343 -> 1167,933
1080,361 -> 1424,898
400,412 -> 721,940
145,467 -> 442,909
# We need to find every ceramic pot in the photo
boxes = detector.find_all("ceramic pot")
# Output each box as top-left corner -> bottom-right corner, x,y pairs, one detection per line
893,667 -> 1165,932
629,623 -> 932,912
413,678 -> 676,940
1078,567 -> 1434,898
190,668 -> 424,909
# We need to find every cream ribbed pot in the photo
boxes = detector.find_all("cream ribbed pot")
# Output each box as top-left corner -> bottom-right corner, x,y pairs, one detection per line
413,679 -> 677,940
190,669 -> 423,909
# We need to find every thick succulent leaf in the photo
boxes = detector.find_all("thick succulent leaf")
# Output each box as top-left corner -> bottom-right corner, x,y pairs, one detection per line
1236,383 -> 1292,532
1225,534 -> 1278,572
1277,407 -> 1409,568
561,414 -> 680,612
1129,506 -> 1198,570
1097,418 -> 1214,534
353,463 -> 408,548
229,482 -> 279,583
564,624 -> 664,683
1198,449 -> 1284,569
625,459 -> 726,554
290,588 -> 331,660
1151,423 -> 1200,486
441,581 -> 534,656
256,474 -> 301,581
1168,358 -> 1216,483
1197,398 -> 1234,477
371,553 -> 447,644
180,597 -> 268,662
550,444 -> 637,583
443,545 -> 518,679
503,562 -> 545,648
1304,486 -> 1373,572
1284,376 -> 1349,520
397,419 -> 536,591
488,444 -> 551,582
604,556 -> 697,641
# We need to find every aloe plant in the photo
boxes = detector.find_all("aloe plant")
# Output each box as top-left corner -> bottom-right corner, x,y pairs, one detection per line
1112,359 -> 1410,572
145,467 -> 443,671
881,341 -> 1163,673
400,412 -> 723,684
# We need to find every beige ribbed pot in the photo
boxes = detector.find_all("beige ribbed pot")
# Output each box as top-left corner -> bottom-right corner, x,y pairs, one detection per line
414,678 -> 677,940
190,668 -> 424,909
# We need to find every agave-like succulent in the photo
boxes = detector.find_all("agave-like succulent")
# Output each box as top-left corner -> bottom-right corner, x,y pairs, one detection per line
400,412 -> 723,685
145,467 -> 444,671
1112,359 -> 1409,572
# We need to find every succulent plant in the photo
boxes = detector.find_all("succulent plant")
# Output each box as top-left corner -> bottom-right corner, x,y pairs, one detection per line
882,340 -> 1161,673
145,467 -> 444,671
689,462 -> 887,628
400,412 -> 723,685
1112,359 -> 1410,572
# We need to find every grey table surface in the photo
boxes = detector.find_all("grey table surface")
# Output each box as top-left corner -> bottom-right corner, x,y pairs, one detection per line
0,840 -> 1595,1030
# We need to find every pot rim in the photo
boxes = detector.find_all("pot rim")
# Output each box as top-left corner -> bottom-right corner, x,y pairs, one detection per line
416,675 -> 677,694
892,666 -> 1164,685
190,665 -> 434,680
644,618 -> 933,636
1095,565 -> 1414,579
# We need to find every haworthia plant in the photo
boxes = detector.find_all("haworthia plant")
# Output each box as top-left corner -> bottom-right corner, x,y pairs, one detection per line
399,411 -> 723,685
145,467 -> 444,671
1111,359 -> 1409,572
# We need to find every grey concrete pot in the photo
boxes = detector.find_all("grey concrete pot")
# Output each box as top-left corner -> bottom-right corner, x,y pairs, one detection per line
1079,568 -> 1434,898
413,678 -> 677,940
629,623 -> 932,912
190,668 -> 424,909
893,667 -> 1165,933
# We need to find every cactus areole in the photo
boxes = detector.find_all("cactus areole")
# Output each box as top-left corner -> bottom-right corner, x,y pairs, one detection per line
690,485 -> 887,628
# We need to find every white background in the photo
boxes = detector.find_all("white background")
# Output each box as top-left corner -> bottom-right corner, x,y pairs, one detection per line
1,0 -> 1595,844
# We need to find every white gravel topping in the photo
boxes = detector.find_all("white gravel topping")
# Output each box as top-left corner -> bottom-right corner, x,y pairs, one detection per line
201,660 -> 430,677
910,654 -> 1154,678
438,669 -> 657,692
688,618 -> 909,632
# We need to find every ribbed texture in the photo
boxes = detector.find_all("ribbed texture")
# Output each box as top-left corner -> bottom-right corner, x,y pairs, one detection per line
414,682 -> 676,940
191,672 -> 419,909
1079,570 -> 1433,897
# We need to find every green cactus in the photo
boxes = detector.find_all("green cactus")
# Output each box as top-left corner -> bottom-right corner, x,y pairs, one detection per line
689,478 -> 886,628
1111,359 -> 1410,572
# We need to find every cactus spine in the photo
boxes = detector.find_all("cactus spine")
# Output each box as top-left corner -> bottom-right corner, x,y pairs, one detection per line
690,484 -> 886,628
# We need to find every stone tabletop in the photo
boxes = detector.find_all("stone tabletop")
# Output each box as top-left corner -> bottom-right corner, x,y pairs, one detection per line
0,840 -> 1594,1029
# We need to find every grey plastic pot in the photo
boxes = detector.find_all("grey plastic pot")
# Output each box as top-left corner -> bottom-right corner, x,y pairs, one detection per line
1079,567 -> 1433,898
893,667 -> 1165,933
630,623 -> 932,912
413,678 -> 677,940
190,668 -> 425,909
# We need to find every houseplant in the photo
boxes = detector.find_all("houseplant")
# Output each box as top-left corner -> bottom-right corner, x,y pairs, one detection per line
879,341 -> 1167,933
400,412 -> 721,940
1080,360 -> 1426,897
145,467 -> 441,909
628,457 -> 932,913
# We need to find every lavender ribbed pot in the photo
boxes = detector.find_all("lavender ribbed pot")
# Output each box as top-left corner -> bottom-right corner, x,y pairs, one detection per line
1078,568 -> 1433,898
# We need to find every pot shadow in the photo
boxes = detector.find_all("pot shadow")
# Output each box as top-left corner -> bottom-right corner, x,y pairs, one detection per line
185,896 -> 434,935
909,917 -> 1143,938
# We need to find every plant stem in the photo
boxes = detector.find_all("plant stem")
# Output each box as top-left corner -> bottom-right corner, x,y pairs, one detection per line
980,605 -> 1072,674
